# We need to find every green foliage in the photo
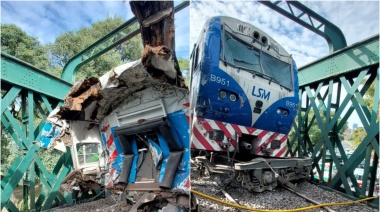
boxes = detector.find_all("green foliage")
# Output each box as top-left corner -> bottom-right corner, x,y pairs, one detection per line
1,24 -> 49,70
1,127 -> 12,173
47,17 -> 143,80
1,124 -> 23,174
36,149 -> 62,172
288,110 -> 348,154
352,127 -> 367,147
350,78 -> 378,147
363,80 -> 378,113
178,58 -> 190,86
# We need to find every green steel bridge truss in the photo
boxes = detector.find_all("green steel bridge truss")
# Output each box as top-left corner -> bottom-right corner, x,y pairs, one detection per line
1,1 -> 378,211
289,35 -> 379,204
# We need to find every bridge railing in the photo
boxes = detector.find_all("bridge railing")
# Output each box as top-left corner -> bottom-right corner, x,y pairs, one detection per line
287,35 -> 379,204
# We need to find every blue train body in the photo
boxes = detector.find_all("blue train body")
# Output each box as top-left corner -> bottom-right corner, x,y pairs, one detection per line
192,16 -> 298,135
190,16 -> 311,193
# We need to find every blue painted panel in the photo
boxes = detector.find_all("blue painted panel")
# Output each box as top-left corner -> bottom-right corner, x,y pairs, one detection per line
111,126 -> 123,155
196,17 -> 253,127
111,154 -> 124,175
100,133 -> 107,148
167,110 -> 190,191
167,110 -> 190,148
128,137 -> 138,183
195,17 -> 299,134
252,60 -> 299,134
157,131 -> 170,183
40,122 -> 63,149
148,138 -> 163,168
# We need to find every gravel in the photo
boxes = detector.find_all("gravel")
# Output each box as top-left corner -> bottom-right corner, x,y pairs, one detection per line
191,173 -> 377,212
51,195 -> 126,212
50,171 -> 377,212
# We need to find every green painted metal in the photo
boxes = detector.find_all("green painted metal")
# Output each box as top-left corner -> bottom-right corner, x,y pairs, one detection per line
1,85 -> 22,114
298,35 -> 379,86
259,0 -> 347,53
1,83 -> 72,211
1,145 -> 39,208
1,52 -> 73,100
41,149 -> 73,211
29,159 -> 36,210
60,1 -> 189,83
287,33 -> 379,204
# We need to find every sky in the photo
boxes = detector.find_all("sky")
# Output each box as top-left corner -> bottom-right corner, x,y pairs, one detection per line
1,1 -> 190,58
190,1 -> 379,67
2,1 -> 378,64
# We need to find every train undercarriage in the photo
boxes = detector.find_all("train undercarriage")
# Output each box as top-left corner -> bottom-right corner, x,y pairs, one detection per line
192,152 -> 312,192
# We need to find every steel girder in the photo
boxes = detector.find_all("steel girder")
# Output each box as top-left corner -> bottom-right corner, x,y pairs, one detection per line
1,53 -> 72,101
1,80 -> 72,211
259,0 -> 347,53
287,35 -> 379,205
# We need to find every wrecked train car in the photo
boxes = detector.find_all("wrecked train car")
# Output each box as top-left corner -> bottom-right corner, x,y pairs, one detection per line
40,58 -> 190,209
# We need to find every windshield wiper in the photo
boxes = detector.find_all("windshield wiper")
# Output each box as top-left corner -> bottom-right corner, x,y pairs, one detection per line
264,74 -> 291,91
221,59 -> 261,75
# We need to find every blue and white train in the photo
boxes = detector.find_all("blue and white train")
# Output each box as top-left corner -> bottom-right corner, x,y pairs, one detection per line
190,16 -> 311,192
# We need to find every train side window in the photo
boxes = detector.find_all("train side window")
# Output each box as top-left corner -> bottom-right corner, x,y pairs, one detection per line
193,46 -> 199,71
190,44 -> 197,72
191,46 -> 199,72
197,41 -> 203,67
76,143 -> 100,164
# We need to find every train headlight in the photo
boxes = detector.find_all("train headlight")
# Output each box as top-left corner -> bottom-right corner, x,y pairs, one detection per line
219,91 -> 227,99
276,108 -> 281,115
229,94 -> 237,102
283,110 -> 289,116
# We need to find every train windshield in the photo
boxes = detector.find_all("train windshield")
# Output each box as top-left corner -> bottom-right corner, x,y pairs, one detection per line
222,31 -> 293,90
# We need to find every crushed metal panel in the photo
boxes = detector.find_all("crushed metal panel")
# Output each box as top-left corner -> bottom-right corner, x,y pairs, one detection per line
56,57 -> 187,122
99,84 -> 189,191
129,193 -> 157,212
40,108 -> 70,151
39,50 -> 190,210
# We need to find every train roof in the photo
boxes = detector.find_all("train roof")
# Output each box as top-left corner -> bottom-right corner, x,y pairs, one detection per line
205,16 -> 291,61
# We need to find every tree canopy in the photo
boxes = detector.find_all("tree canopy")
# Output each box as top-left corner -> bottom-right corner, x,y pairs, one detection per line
1,24 -> 49,70
47,17 -> 143,80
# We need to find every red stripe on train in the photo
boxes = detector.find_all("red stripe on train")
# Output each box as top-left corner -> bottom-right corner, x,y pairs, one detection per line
192,126 -> 215,150
231,124 -> 242,136
107,134 -> 114,147
275,145 -> 287,157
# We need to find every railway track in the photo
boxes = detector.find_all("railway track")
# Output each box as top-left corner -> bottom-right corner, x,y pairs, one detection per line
191,171 -> 377,212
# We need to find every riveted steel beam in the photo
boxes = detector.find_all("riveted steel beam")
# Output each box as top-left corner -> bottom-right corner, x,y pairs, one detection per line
259,0 -> 346,53
298,35 -> 379,86
1,53 -> 72,100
